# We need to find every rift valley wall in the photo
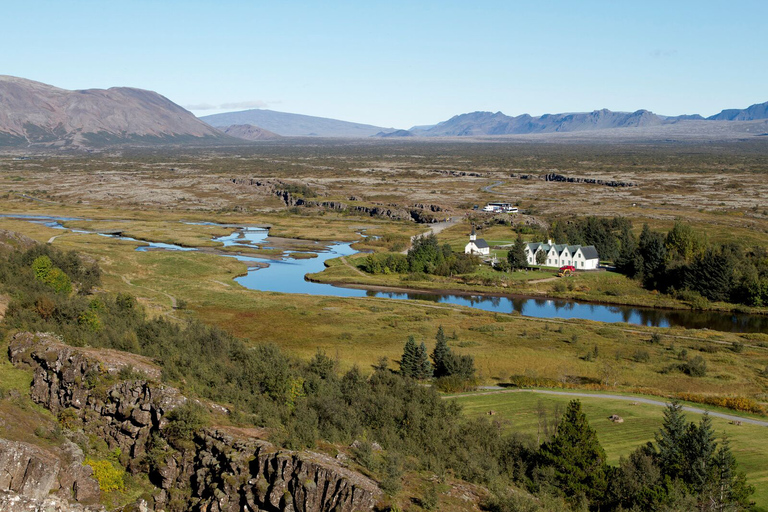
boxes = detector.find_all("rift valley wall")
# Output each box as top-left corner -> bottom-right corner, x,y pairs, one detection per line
8,332 -> 380,512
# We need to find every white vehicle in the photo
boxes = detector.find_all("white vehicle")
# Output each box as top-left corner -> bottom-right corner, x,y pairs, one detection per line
483,202 -> 518,213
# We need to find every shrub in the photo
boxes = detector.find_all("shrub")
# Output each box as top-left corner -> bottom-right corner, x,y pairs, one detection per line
632,350 -> 651,363
164,402 -> 208,448
681,356 -> 707,377
84,457 -> 125,492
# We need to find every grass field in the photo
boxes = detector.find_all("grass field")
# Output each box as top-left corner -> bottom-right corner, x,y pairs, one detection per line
451,390 -> 768,510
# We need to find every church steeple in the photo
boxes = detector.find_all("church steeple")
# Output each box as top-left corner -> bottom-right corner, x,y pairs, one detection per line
470,224 -> 477,241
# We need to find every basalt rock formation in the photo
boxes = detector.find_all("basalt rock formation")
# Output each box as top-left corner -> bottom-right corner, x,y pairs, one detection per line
511,172 -> 635,188
8,332 -> 381,511
229,177 -> 449,223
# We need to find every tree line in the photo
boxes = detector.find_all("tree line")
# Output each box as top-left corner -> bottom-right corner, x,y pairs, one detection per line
399,326 -> 477,391
362,233 -> 478,276
549,217 -> 768,307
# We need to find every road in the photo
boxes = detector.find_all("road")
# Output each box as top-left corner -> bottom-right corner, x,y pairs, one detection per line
481,180 -> 505,194
446,388 -> 768,427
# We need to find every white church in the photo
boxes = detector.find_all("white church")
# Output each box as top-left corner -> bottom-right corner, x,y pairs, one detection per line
464,226 -> 490,256
524,240 -> 599,269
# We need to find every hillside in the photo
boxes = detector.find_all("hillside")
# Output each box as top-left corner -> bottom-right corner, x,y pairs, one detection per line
217,123 -> 283,141
201,108 -> 393,138
0,75 -> 229,147
708,100 -> 768,121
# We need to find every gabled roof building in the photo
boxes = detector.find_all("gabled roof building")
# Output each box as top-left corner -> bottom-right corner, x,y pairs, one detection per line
464,225 -> 490,256
525,239 -> 599,269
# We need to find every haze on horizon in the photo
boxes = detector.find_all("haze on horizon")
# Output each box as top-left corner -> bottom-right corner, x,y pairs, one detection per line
3,0 -> 767,128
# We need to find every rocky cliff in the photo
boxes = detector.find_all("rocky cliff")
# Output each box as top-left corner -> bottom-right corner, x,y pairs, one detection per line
8,332 -> 381,511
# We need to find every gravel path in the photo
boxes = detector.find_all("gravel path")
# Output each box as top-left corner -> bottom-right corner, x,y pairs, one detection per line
449,388 -> 768,427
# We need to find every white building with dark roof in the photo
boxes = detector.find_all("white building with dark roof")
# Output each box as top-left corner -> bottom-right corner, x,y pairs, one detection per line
465,226 -> 490,256
525,239 -> 599,269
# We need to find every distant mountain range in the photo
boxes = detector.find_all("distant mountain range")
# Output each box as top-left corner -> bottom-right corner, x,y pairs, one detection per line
0,76 -> 228,147
1,75 -> 766,147
392,103 -> 768,137
200,109 -> 393,138
203,101 -> 768,140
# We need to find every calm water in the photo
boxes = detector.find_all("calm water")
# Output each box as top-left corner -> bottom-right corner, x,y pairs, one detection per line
3,214 -> 765,333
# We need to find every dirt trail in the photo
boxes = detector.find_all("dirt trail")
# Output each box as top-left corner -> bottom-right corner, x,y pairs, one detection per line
445,388 -> 768,427
120,275 -> 177,309
401,217 -> 463,254
340,256 -> 367,277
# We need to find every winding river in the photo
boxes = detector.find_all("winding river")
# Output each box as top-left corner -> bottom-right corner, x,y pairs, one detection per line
3,215 -> 766,333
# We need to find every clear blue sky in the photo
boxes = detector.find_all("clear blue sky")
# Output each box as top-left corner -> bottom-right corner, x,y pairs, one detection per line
3,0 -> 766,128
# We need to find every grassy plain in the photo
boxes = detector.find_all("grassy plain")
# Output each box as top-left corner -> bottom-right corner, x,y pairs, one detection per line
452,391 -> 768,509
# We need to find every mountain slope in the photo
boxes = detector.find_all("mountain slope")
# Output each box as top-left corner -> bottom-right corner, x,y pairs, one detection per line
410,109 -> 666,137
218,124 -> 283,141
0,75 -> 227,147
707,101 -> 768,121
201,109 -> 393,138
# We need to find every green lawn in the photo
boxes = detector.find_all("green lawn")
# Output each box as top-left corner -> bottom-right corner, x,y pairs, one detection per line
452,390 -> 768,510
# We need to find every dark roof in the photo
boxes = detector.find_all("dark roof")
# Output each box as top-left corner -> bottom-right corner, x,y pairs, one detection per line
580,245 -> 599,259
474,238 -> 489,249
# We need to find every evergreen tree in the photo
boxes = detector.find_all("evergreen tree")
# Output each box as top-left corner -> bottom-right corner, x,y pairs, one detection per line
654,401 -> 687,480
432,326 -> 450,378
638,224 -> 668,290
399,336 -> 418,377
708,436 -> 754,510
681,413 -> 717,493
538,400 -> 608,505
442,352 -> 476,380
615,224 -> 640,278
415,342 -> 432,379
507,232 -> 527,270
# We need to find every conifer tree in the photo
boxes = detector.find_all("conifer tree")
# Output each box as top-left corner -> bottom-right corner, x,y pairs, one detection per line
708,436 -> 754,509
681,413 -> 717,494
655,401 -> 687,480
507,231 -> 527,270
431,326 -> 450,377
538,400 -> 608,505
415,342 -> 432,379
399,336 -> 418,377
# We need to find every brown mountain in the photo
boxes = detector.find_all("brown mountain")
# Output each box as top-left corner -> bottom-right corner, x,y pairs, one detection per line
0,75 -> 228,147
218,123 -> 283,141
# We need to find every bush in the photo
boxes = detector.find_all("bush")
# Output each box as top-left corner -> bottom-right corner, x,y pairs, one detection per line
84,457 -> 125,492
164,402 -> 208,448
681,355 -> 707,377
632,349 -> 651,363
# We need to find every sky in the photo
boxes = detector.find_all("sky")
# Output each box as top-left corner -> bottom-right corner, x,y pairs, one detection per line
3,0 -> 767,128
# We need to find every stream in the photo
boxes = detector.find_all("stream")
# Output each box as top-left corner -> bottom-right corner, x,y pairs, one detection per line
3,214 -> 766,333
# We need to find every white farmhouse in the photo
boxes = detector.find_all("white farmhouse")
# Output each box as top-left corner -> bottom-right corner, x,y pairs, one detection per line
525,239 -> 599,269
464,226 -> 490,256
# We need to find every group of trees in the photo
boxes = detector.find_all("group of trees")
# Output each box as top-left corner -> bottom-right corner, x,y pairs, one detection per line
399,326 -> 477,390
617,222 -> 768,306
362,233 -> 478,276
0,244 -> 754,510
550,217 -> 768,307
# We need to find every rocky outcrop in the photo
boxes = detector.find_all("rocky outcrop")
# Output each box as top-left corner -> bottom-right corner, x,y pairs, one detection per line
157,430 -> 379,512
230,177 -> 446,223
511,172 -> 635,187
9,332 -> 381,511
0,491 -> 105,512
0,438 -> 101,508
